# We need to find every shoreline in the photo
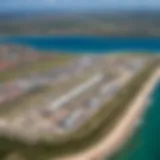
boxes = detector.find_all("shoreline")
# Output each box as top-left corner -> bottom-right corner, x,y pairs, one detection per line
57,68 -> 160,160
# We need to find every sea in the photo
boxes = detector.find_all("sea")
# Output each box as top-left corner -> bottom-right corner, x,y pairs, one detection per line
109,81 -> 160,160
0,36 -> 160,160
0,36 -> 160,53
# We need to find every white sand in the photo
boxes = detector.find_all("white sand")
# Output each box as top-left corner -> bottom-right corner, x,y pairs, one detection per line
56,68 -> 160,160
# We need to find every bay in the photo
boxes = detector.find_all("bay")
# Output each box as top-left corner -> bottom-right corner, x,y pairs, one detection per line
0,36 -> 160,53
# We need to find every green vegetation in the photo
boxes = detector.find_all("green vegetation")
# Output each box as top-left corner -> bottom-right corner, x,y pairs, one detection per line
0,55 -> 72,83
0,60 -> 159,160
1,12 -> 160,36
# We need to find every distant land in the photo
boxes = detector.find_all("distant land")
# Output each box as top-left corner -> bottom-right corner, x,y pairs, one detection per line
0,11 -> 160,36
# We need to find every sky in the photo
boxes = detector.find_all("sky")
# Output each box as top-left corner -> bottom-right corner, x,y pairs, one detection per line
0,0 -> 160,12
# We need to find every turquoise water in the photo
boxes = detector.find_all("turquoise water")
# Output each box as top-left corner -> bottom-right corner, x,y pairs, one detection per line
110,81 -> 160,160
1,36 -> 160,53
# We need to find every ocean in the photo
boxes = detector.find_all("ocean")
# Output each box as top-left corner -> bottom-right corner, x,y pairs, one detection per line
109,81 -> 160,160
0,36 -> 160,53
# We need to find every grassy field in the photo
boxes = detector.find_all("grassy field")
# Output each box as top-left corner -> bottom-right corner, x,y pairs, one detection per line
0,55 -> 73,83
0,59 -> 159,160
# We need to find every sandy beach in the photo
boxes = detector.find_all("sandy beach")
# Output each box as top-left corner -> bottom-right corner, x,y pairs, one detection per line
56,68 -> 160,160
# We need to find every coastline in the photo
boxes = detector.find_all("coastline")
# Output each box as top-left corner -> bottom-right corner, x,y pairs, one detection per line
56,68 -> 160,160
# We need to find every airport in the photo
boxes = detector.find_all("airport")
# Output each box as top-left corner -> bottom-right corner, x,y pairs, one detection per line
0,53 -> 149,140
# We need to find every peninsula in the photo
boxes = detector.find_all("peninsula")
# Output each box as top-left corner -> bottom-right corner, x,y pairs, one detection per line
0,49 -> 159,160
